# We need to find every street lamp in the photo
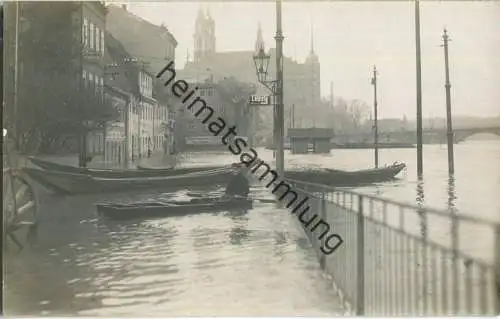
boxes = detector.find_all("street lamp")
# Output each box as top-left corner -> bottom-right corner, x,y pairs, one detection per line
252,0 -> 284,179
253,46 -> 277,159
253,47 -> 273,90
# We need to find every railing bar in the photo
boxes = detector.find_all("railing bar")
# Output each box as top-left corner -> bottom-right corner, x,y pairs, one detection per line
421,209 -> 429,316
389,227 -> 396,315
380,224 -> 387,315
431,247 -> 438,315
354,216 -> 492,268
381,203 -> 388,315
303,196 -> 493,269
398,206 -> 405,315
464,260 -> 473,315
441,251 -> 449,315
405,233 -> 412,315
285,178 -> 500,226
414,236 -> 421,315
451,215 -> 459,315
478,266 -> 488,315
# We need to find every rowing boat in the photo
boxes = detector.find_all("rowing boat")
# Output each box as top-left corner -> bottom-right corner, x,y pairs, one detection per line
29,157 -> 227,178
284,162 -> 406,186
96,197 -> 253,220
23,167 -> 235,195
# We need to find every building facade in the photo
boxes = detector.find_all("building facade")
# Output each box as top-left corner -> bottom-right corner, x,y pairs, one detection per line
106,4 -> 177,158
80,2 -> 107,156
179,8 -> 322,141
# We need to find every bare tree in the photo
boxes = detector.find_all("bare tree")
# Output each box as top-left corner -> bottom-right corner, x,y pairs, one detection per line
347,99 -> 370,130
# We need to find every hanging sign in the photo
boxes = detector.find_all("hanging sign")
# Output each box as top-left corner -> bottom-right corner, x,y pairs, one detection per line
248,95 -> 272,106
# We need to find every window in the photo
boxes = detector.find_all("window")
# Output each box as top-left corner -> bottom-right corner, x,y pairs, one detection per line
99,76 -> 104,89
83,18 -> 88,46
89,72 -> 94,85
90,22 -> 94,49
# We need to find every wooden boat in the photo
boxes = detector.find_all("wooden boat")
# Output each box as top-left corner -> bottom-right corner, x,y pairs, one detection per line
22,167 -> 235,195
96,197 -> 253,220
28,157 -> 179,178
136,164 -> 223,175
285,162 -> 406,187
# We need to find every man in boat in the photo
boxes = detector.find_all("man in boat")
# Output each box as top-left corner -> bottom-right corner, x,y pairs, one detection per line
224,163 -> 250,198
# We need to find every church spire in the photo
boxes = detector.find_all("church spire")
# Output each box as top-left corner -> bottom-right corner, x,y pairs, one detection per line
310,23 -> 315,54
206,5 -> 212,19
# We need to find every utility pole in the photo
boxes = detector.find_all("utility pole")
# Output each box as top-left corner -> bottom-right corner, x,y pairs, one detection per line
415,0 -> 424,177
442,28 -> 454,175
275,0 -> 285,179
371,66 -> 379,168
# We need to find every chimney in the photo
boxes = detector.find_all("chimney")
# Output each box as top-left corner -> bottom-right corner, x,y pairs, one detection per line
122,4 -> 127,11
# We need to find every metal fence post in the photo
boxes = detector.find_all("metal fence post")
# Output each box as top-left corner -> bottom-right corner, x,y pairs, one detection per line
494,225 -> 500,315
319,191 -> 327,270
356,194 -> 365,315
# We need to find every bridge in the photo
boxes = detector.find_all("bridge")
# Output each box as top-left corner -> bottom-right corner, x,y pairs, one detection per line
289,126 -> 500,145
334,126 -> 500,144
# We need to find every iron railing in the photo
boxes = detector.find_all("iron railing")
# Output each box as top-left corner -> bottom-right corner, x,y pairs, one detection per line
285,179 -> 500,316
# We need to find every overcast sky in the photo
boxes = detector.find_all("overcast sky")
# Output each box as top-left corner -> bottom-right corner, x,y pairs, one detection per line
126,1 -> 500,119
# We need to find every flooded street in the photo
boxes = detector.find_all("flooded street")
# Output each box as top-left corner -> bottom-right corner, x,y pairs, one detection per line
4,186 -> 343,316
4,140 -> 499,315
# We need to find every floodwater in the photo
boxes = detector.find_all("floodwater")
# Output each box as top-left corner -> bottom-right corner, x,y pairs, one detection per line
4,140 -> 499,316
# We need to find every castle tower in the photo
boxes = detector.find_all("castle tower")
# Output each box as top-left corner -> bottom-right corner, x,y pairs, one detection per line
193,6 -> 216,63
255,22 -> 265,52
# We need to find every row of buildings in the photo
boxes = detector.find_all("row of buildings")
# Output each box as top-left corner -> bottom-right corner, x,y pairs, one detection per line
3,3 -> 324,165
3,2 -> 179,166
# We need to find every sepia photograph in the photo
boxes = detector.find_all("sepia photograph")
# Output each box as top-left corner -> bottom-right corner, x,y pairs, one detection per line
1,0 -> 499,316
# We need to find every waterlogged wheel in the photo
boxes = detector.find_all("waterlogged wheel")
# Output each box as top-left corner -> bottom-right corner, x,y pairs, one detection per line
3,168 -> 39,251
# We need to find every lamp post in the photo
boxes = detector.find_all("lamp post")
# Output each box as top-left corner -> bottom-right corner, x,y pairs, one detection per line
415,0 -> 424,177
253,0 -> 285,178
441,28 -> 454,175
371,65 -> 379,168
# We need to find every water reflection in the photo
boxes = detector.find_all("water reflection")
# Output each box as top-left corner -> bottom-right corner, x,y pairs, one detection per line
416,177 -> 426,238
447,175 -> 457,211
228,209 -> 250,246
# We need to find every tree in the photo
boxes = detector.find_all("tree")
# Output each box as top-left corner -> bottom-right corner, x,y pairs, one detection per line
15,2 -> 118,154
347,99 -> 370,130
216,77 -> 257,137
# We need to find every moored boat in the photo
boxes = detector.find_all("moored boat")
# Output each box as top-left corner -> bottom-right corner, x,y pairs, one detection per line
23,167 -> 235,195
96,197 -> 253,220
28,157 -> 176,178
136,164 -> 224,174
284,162 -> 406,186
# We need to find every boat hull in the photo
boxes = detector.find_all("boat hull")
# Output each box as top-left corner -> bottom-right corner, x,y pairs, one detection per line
96,197 -> 253,220
23,167 -> 234,195
28,157 -> 176,178
284,163 -> 406,186
29,157 -> 228,178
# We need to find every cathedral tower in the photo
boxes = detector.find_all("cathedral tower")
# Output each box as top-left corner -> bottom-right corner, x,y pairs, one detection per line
193,6 -> 216,62
305,25 -> 321,119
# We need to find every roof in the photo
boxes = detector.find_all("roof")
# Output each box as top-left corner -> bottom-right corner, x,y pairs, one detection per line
179,49 -> 309,85
104,32 -> 140,97
106,5 -> 177,76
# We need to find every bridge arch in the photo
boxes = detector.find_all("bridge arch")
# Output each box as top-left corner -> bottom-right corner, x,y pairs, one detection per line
454,128 -> 500,143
